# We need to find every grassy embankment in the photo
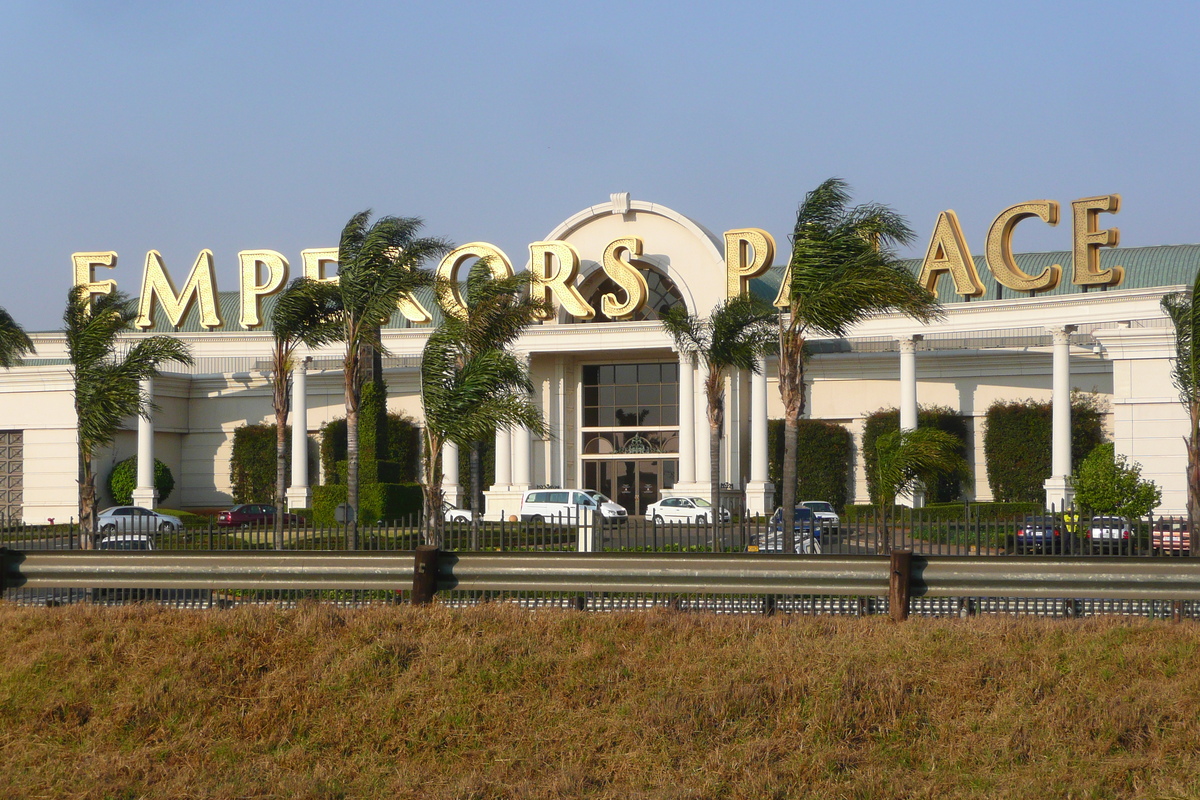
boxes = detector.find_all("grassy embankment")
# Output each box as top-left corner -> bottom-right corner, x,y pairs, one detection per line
2,603 -> 1199,799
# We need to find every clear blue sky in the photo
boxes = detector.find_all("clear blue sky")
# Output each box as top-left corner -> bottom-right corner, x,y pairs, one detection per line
2,0 -> 1197,332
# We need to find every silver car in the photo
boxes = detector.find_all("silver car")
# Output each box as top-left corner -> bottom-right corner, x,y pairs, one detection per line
97,506 -> 182,534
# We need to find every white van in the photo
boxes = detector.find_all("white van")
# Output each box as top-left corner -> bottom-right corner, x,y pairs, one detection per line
520,489 -> 628,524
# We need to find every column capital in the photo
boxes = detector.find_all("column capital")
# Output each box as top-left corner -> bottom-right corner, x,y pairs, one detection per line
897,334 -> 924,353
1049,324 -> 1078,344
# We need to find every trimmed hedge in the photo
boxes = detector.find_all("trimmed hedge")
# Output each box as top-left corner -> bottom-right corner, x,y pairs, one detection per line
312,482 -> 424,526
983,395 -> 1105,503
320,413 -> 421,485
843,501 -> 1042,522
230,424 -> 289,504
767,419 -> 853,511
107,457 -> 175,506
862,406 -> 969,505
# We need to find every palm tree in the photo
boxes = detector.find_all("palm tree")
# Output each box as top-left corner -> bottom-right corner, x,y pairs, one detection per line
420,319 -> 546,547
1162,268 -> 1200,526
873,427 -> 969,552
660,295 -> 776,521
777,178 -> 941,551
0,306 -> 34,368
443,262 -> 550,542
333,211 -> 448,548
266,278 -> 343,549
65,287 -> 192,548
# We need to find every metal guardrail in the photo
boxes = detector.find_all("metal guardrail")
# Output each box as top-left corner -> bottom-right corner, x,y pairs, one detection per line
6,548 -> 1200,603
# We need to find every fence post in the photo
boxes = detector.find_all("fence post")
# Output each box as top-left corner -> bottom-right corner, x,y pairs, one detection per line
412,545 -> 440,605
889,550 -> 912,622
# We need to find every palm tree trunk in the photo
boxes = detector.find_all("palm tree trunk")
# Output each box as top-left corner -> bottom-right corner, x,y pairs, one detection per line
78,451 -> 96,551
274,414 -> 287,551
1189,406 -> 1200,531
778,320 -> 805,554
710,419 -> 721,549
470,440 -> 482,550
345,387 -> 359,551
421,429 -> 444,548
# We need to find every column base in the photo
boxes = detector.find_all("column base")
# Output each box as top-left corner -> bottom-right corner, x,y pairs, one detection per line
285,487 -> 312,512
1043,476 -> 1075,512
131,488 -> 158,509
744,481 -> 775,517
483,488 -> 523,522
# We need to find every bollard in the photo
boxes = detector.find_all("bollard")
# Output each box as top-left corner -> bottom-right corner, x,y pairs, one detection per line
889,550 -> 912,622
412,545 -> 440,605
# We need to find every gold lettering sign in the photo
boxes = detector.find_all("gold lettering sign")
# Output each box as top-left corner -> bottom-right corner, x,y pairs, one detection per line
436,243 -> 515,320
1072,194 -> 1123,287
529,240 -> 594,320
136,250 -> 223,330
917,210 -> 986,298
238,250 -> 289,329
725,228 -> 776,299
72,252 -> 118,303
985,201 -> 1061,293
301,248 -> 338,283
600,237 -> 650,319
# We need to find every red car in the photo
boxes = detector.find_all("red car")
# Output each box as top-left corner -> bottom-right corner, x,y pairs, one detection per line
217,504 -> 304,529
1152,516 -> 1190,556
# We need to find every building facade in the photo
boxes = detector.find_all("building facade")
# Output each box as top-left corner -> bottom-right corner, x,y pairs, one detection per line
0,194 -> 1194,523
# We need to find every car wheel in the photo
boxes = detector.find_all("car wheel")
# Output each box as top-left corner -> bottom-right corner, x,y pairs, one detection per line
697,513 -> 708,524
240,522 -> 251,530
530,515 -> 544,524
158,521 -> 173,533
101,523 -> 116,533
653,515 -> 664,525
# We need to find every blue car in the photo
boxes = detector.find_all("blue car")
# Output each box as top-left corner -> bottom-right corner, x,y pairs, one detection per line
750,507 -> 821,553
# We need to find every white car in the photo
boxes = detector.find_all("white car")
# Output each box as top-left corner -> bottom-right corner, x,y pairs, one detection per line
97,534 -> 155,550
800,500 -> 840,530
644,497 -> 731,524
97,506 -> 182,534
442,502 -> 475,523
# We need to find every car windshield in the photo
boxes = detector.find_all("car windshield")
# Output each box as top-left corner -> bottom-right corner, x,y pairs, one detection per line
804,502 -> 834,513
692,498 -> 712,507
585,491 -> 613,504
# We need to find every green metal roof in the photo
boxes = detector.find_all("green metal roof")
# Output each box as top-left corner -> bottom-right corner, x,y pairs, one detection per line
751,243 -> 1200,305
127,243 -> 1200,333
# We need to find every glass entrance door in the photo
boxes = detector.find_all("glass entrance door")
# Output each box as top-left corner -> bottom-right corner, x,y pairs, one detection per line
584,459 -> 678,517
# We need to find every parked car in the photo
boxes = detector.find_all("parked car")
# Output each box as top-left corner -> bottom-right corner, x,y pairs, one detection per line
800,500 -> 840,532
1152,516 -> 1190,556
520,489 -> 628,524
1088,515 -> 1134,553
748,507 -> 821,554
216,504 -> 304,529
644,496 -> 731,524
97,506 -> 182,534
442,502 -> 475,523
1010,515 -> 1068,553
96,534 -> 155,550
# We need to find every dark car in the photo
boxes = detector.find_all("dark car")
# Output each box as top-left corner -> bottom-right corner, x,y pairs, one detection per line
749,507 -> 821,554
217,504 -> 304,529
1010,515 -> 1069,554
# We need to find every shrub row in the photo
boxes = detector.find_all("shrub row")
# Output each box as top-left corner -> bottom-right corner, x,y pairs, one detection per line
767,419 -> 853,511
983,395 -> 1105,503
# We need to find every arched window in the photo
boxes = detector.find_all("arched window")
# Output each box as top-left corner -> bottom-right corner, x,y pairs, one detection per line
574,266 -> 687,323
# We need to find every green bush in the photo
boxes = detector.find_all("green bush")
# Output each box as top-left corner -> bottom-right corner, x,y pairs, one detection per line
843,501 -> 1042,522
107,457 -> 175,505
312,482 -> 424,526
862,406 -> 969,505
320,413 -> 421,486
767,419 -> 853,511
983,395 -> 1105,503
230,424 -> 289,503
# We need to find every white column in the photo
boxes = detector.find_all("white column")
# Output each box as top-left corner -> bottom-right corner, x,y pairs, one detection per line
286,357 -> 311,511
512,423 -> 532,489
695,360 -> 711,487
131,378 -> 157,508
898,335 -> 923,508
1044,325 -> 1077,510
678,353 -> 696,485
899,335 -> 921,432
442,441 -> 462,507
745,356 -> 774,516
494,426 -> 512,489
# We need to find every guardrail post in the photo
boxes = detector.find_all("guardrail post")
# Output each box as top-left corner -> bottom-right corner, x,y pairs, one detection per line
1173,600 -> 1185,623
889,550 -> 912,622
412,545 -> 440,605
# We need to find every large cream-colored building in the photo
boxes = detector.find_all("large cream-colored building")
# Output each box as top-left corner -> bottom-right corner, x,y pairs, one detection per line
0,194 -> 1193,523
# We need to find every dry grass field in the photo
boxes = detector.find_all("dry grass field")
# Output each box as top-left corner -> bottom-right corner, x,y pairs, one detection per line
1,602 -> 1199,799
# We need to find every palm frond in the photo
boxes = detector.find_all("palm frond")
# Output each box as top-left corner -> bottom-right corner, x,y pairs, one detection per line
0,306 -> 34,368
1163,271 -> 1200,406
